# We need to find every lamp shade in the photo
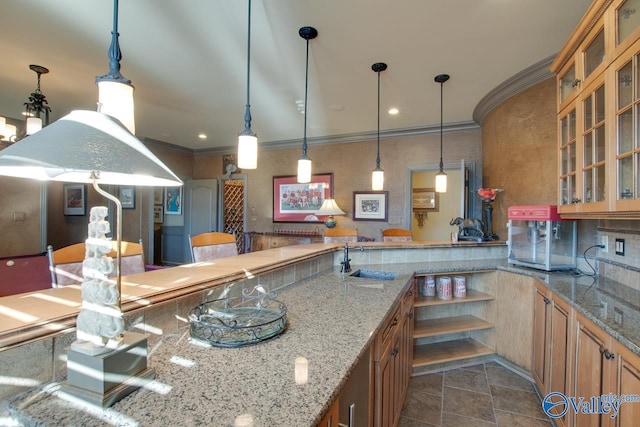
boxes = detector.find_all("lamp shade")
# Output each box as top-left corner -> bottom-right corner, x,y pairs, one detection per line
0,116 -> 6,138
97,80 -> 135,135
435,171 -> 447,193
26,117 -> 42,135
238,133 -> 258,169
3,124 -> 16,142
372,168 -> 384,191
297,157 -> 312,183
0,110 -> 182,187
316,198 -> 345,216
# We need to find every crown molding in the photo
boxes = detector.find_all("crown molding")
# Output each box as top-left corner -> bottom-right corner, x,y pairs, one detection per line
472,54 -> 556,125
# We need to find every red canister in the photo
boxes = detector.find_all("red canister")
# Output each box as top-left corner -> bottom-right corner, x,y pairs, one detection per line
454,276 -> 467,298
438,276 -> 452,300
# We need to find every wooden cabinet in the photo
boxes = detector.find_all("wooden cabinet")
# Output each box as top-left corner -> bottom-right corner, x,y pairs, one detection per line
571,311 -> 640,427
613,340 -> 640,427
317,397 -> 340,427
244,232 -> 323,253
412,271 -> 496,371
552,0 -> 640,216
374,281 -> 414,427
532,280 -> 573,427
574,313 -> 616,427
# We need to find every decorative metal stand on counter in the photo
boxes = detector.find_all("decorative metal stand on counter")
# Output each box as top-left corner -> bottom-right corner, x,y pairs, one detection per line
189,285 -> 287,348
476,188 -> 503,241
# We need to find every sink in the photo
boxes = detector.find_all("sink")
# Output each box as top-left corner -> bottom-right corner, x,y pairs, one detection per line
349,269 -> 399,281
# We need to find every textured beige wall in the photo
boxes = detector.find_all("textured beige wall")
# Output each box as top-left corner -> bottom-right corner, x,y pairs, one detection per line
481,78 -> 558,240
194,129 -> 482,241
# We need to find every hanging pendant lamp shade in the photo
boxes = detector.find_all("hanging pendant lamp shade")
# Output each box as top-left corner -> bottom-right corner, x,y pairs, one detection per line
371,62 -> 387,191
297,26 -> 318,183
238,0 -> 258,169
95,0 -> 135,135
435,74 -> 449,193
24,64 -> 52,136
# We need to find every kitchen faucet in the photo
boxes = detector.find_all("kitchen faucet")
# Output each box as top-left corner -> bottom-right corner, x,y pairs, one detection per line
340,242 -> 364,273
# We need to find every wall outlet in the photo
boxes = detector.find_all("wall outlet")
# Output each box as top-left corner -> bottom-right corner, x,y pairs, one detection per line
600,235 -> 608,252
615,238 -> 626,256
614,307 -> 624,326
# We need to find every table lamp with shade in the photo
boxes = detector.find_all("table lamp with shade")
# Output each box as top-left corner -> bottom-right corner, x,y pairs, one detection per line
316,198 -> 345,228
0,109 -> 182,407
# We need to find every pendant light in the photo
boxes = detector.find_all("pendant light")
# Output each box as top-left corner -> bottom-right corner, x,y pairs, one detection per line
434,74 -> 449,193
24,64 -> 51,135
371,62 -> 387,191
237,0 -> 258,170
95,0 -> 135,134
297,26 -> 318,183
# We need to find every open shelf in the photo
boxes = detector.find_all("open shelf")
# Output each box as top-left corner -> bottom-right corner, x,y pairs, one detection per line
414,269 -> 494,277
413,338 -> 494,368
413,315 -> 493,339
414,289 -> 494,308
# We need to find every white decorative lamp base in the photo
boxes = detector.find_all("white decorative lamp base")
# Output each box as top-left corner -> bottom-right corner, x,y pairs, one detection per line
61,331 -> 155,408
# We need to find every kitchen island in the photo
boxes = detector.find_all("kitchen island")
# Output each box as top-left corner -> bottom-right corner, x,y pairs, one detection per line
3,241 -> 640,426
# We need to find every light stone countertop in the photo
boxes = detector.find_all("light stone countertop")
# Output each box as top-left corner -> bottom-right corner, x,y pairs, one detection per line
7,263 -> 420,426
7,255 -> 640,425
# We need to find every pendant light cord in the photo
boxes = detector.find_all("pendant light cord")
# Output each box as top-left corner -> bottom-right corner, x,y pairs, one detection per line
439,79 -> 444,171
302,35 -> 310,158
243,0 -> 252,131
375,69 -> 381,168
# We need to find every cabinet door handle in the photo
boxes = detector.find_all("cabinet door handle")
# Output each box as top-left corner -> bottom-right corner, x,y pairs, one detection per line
599,347 -> 616,360
543,296 -> 551,304
391,348 -> 399,357
348,403 -> 355,427
408,309 -> 414,320
571,78 -> 581,88
390,317 -> 398,327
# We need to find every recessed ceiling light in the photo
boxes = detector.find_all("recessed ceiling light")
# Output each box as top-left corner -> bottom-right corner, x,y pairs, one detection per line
198,133 -> 207,139
388,108 -> 399,115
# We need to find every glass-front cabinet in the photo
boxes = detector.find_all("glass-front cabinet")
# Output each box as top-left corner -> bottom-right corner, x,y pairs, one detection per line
613,39 -> 640,211
552,0 -> 640,216
581,79 -> 607,210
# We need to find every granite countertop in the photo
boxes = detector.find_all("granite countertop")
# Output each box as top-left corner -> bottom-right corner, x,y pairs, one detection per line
8,257 -> 640,425
8,266 -> 417,427
500,265 -> 640,356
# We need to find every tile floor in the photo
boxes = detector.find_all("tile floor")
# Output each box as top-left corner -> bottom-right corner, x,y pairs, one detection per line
399,361 -> 554,427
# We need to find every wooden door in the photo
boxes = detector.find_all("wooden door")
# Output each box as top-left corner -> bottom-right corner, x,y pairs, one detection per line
532,286 -> 550,393
549,297 -> 571,426
575,317 -> 610,427
614,343 -> 640,427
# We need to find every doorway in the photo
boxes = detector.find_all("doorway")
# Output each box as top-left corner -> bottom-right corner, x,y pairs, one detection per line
408,161 -> 478,241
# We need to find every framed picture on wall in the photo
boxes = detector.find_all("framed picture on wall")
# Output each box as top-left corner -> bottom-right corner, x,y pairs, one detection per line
273,173 -> 333,223
153,205 -> 164,223
153,187 -> 163,205
63,184 -> 86,216
118,186 -> 135,209
353,191 -> 388,221
164,186 -> 182,215
412,188 -> 438,211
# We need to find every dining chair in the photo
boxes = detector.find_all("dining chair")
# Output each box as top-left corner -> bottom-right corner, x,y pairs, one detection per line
48,239 -> 147,287
323,227 -> 358,243
189,232 -> 238,263
381,228 -> 413,242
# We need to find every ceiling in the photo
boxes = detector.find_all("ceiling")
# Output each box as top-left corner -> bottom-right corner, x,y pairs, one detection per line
0,0 -> 594,153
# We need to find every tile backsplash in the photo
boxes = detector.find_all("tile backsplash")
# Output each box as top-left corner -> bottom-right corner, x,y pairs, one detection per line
597,220 -> 640,291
